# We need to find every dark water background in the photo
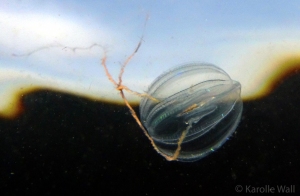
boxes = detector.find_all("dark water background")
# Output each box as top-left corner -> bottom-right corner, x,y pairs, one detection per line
0,73 -> 299,195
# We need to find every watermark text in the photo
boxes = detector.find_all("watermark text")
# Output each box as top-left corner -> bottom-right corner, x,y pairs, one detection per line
235,185 -> 295,193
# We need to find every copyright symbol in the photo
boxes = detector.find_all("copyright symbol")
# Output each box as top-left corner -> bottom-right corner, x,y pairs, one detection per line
235,185 -> 243,192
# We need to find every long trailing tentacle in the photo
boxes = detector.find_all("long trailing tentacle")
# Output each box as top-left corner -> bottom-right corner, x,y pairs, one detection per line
100,14 -> 185,161
117,15 -> 149,86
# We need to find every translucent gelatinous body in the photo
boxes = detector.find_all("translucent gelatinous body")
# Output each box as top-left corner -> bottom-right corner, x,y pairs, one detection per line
140,63 -> 243,161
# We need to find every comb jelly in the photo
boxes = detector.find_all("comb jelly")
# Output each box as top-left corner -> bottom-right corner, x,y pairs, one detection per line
140,63 -> 243,162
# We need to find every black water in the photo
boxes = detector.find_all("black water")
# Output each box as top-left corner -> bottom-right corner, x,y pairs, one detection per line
0,74 -> 299,195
